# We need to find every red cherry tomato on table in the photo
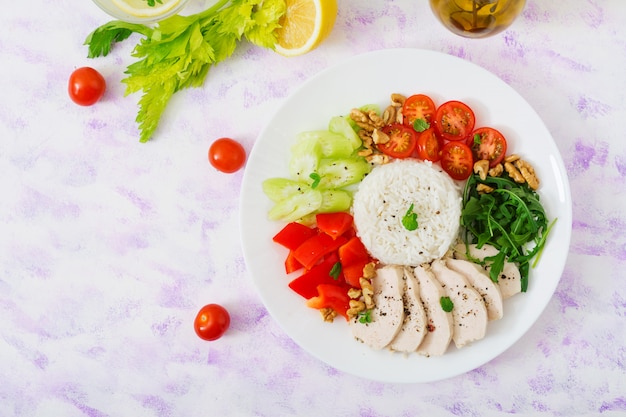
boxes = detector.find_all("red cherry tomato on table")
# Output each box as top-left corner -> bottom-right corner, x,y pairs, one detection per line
377,123 -> 417,158
194,304 -> 231,341
415,127 -> 443,162
68,67 -> 106,106
434,100 -> 476,142
467,127 -> 508,168
402,94 -> 437,128
208,138 -> 246,173
440,141 -> 474,181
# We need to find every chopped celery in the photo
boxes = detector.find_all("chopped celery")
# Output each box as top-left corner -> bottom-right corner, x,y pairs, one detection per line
317,189 -> 352,213
328,116 -> 361,150
317,157 -> 371,189
262,178 -> 309,203
267,188 -> 323,222
296,130 -> 354,159
289,137 -> 322,183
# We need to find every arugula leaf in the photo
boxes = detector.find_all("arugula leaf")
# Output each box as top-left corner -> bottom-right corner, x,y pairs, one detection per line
84,0 -> 286,142
460,171 -> 553,291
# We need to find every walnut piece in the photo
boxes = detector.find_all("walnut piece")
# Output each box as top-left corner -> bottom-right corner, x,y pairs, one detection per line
372,128 -> 390,145
477,183 -> 495,194
320,308 -> 337,322
473,159 -> 489,181
504,161 -> 525,184
390,93 -> 406,107
488,163 -> 503,177
515,159 -> 540,190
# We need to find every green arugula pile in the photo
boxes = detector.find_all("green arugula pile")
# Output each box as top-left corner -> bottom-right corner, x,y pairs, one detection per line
85,0 -> 286,142
460,172 -> 555,292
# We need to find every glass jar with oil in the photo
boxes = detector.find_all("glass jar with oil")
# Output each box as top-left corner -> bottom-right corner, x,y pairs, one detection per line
429,0 -> 526,38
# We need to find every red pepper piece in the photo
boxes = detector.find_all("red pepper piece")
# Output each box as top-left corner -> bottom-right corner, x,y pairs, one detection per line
293,233 -> 348,270
272,222 -> 317,251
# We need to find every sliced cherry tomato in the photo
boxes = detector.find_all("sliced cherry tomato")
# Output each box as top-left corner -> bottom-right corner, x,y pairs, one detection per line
208,138 -> 246,173
440,141 -> 474,181
289,253 -> 345,299
68,67 -> 106,106
467,127 -> 508,168
306,284 -> 351,320
194,304 -> 230,341
316,212 -> 353,240
293,233 -> 348,270
378,123 -> 417,158
272,222 -> 317,251
338,236 -> 370,267
402,94 -> 436,128
284,250 -> 304,274
415,127 -> 443,162
434,101 -> 476,141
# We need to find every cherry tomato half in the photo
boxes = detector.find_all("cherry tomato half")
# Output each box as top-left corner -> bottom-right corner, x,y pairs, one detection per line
415,127 -> 443,162
68,67 -> 106,106
194,304 -> 231,341
440,141 -> 474,181
208,138 -> 246,173
377,123 -> 417,158
402,94 -> 436,128
467,127 -> 508,168
434,100 -> 476,142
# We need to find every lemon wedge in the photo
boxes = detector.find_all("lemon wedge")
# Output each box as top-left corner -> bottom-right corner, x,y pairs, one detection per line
111,0 -> 184,18
274,0 -> 338,57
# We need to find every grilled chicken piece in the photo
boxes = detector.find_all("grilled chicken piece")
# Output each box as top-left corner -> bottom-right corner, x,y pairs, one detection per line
430,259 -> 488,349
388,268 -> 427,353
453,243 -> 522,299
445,258 -> 504,321
349,265 -> 404,350
412,264 -> 453,357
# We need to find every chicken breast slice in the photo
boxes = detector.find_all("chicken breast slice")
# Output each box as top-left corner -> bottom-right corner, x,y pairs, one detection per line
349,265 -> 404,350
412,264 -> 453,357
453,243 -> 522,299
445,258 -> 504,321
430,259 -> 488,349
388,268 -> 427,353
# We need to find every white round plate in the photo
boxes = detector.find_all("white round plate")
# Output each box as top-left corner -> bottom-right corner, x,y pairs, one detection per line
239,48 -> 572,383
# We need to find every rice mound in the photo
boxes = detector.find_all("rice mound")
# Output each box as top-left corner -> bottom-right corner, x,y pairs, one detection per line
352,159 -> 462,266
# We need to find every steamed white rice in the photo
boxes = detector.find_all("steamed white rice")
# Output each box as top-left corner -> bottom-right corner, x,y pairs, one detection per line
352,159 -> 462,266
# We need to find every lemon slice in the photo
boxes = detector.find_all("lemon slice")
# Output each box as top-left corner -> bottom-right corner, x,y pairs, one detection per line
111,0 -> 183,18
274,0 -> 338,57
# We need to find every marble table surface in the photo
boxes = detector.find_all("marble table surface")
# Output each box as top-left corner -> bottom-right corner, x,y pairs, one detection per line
1,1 -> 625,416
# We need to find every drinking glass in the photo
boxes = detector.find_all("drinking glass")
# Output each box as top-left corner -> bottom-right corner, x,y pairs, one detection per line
429,0 -> 526,38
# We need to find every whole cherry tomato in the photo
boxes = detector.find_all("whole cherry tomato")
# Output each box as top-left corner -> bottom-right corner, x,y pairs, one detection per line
208,138 -> 246,173
194,304 -> 231,341
68,67 -> 106,106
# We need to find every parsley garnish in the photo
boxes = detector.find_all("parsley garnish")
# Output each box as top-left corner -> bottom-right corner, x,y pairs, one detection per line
412,118 -> 430,133
309,172 -> 321,189
358,309 -> 372,324
440,296 -> 454,312
329,262 -> 342,280
473,133 -> 481,145
85,0 -> 286,142
402,203 -> 418,231
144,0 -> 162,6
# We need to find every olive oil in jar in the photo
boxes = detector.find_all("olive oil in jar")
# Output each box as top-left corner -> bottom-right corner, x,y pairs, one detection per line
429,0 -> 526,38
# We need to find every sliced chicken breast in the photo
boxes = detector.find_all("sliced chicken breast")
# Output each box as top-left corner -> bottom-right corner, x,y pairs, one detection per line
430,259 -> 488,349
445,258 -> 504,321
349,265 -> 404,350
453,243 -> 522,299
412,264 -> 453,357
388,268 -> 427,353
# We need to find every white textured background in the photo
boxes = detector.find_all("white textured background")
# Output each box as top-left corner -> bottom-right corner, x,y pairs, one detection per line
1,1 -> 624,416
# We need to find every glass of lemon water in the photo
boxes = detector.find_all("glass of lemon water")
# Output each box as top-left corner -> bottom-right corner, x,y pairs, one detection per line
429,0 -> 526,38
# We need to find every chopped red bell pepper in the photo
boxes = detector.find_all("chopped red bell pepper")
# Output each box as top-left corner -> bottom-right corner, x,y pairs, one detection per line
293,233 -> 348,270
338,236 -> 370,267
316,212 -> 354,240
272,222 -> 317,251
284,250 -> 304,274
342,258 -> 372,288
288,253 -> 345,299
306,284 -> 351,320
